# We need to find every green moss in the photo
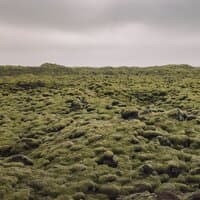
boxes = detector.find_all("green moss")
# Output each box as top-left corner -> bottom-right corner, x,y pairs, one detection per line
184,175 -> 200,184
87,135 -> 103,144
73,192 -> 86,200
99,184 -> 120,198
155,183 -> 177,193
70,164 -> 87,173
166,160 -> 187,178
0,65 -> 199,199
139,130 -> 162,140
139,163 -> 154,176
75,180 -> 96,193
120,191 -> 157,200
7,189 -> 31,200
98,174 -> 117,183
6,154 -> 33,166
168,135 -> 191,147
68,129 -> 86,139
96,151 -> 118,168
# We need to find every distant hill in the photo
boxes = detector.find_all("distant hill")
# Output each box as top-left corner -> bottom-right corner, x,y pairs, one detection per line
0,63 -> 199,76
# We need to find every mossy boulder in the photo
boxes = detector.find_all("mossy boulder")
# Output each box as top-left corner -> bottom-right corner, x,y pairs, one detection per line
99,184 -> 120,199
96,151 -> 118,168
155,183 -> 177,193
20,138 -> 41,149
187,192 -> 200,200
70,100 -> 83,112
166,161 -> 187,178
68,129 -> 86,139
190,139 -> 200,149
16,80 -> 45,89
129,136 -> 139,144
6,154 -> 33,165
139,163 -> 154,176
167,108 -> 188,121
73,192 -> 86,200
76,180 -> 96,193
118,191 -> 157,200
98,174 -> 117,183
70,164 -> 87,173
121,109 -> 139,120
0,145 -> 12,157
184,175 -> 200,184
87,135 -> 103,144
156,191 -> 180,200
168,135 -> 191,148
133,182 -> 154,193
139,130 -> 162,140
189,167 -> 200,175
9,189 -> 32,200
157,136 -> 171,146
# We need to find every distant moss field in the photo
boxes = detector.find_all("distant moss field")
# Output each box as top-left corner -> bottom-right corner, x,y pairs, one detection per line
0,64 -> 199,200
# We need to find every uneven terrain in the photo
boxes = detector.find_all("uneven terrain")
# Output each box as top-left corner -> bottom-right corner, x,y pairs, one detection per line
0,64 -> 199,200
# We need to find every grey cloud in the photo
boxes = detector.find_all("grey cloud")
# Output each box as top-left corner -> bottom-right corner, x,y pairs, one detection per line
0,0 -> 200,66
0,0 -> 200,32
1,43 -> 200,67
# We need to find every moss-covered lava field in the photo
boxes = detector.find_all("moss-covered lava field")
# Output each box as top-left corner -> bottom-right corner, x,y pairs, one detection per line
0,64 -> 199,200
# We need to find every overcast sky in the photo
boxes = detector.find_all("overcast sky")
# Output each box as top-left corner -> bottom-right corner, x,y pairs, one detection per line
0,0 -> 200,66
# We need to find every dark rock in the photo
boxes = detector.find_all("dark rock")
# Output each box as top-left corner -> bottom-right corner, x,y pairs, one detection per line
129,136 -> 139,144
112,100 -> 120,106
99,184 -> 120,199
87,134 -> 103,144
156,192 -> 180,200
187,192 -> 200,200
20,138 -> 40,149
187,115 -> 196,120
121,109 -> 139,120
70,100 -> 82,111
118,191 -> 157,200
106,105 -> 113,110
69,130 -> 86,139
7,154 -> 33,165
118,103 -> 127,107
168,108 -> 188,121
86,105 -> 95,112
16,81 -> 45,89
190,167 -> 200,175
133,145 -> 143,152
0,145 -> 12,157
139,163 -> 154,175
140,130 -> 162,140
47,124 -> 66,132
97,151 -> 118,168
166,164 -> 184,178
157,136 -> 171,146
73,192 -> 86,200
134,183 -> 153,193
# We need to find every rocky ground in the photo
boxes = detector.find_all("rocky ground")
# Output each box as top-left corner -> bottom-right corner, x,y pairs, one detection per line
0,64 -> 199,200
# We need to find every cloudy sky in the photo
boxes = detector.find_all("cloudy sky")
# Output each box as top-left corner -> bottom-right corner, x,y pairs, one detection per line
0,0 -> 200,66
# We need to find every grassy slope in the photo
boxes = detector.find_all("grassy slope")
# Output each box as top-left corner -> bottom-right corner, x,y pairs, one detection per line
0,64 -> 199,200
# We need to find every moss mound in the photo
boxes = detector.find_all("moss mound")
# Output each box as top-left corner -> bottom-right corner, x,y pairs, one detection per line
0,64 -> 199,199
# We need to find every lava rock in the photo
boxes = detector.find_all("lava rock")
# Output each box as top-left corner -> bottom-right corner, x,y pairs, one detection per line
121,109 -> 139,120
6,154 -> 33,165
97,151 -> 118,168
156,192 -> 180,200
139,163 -> 154,175
187,192 -> 200,200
